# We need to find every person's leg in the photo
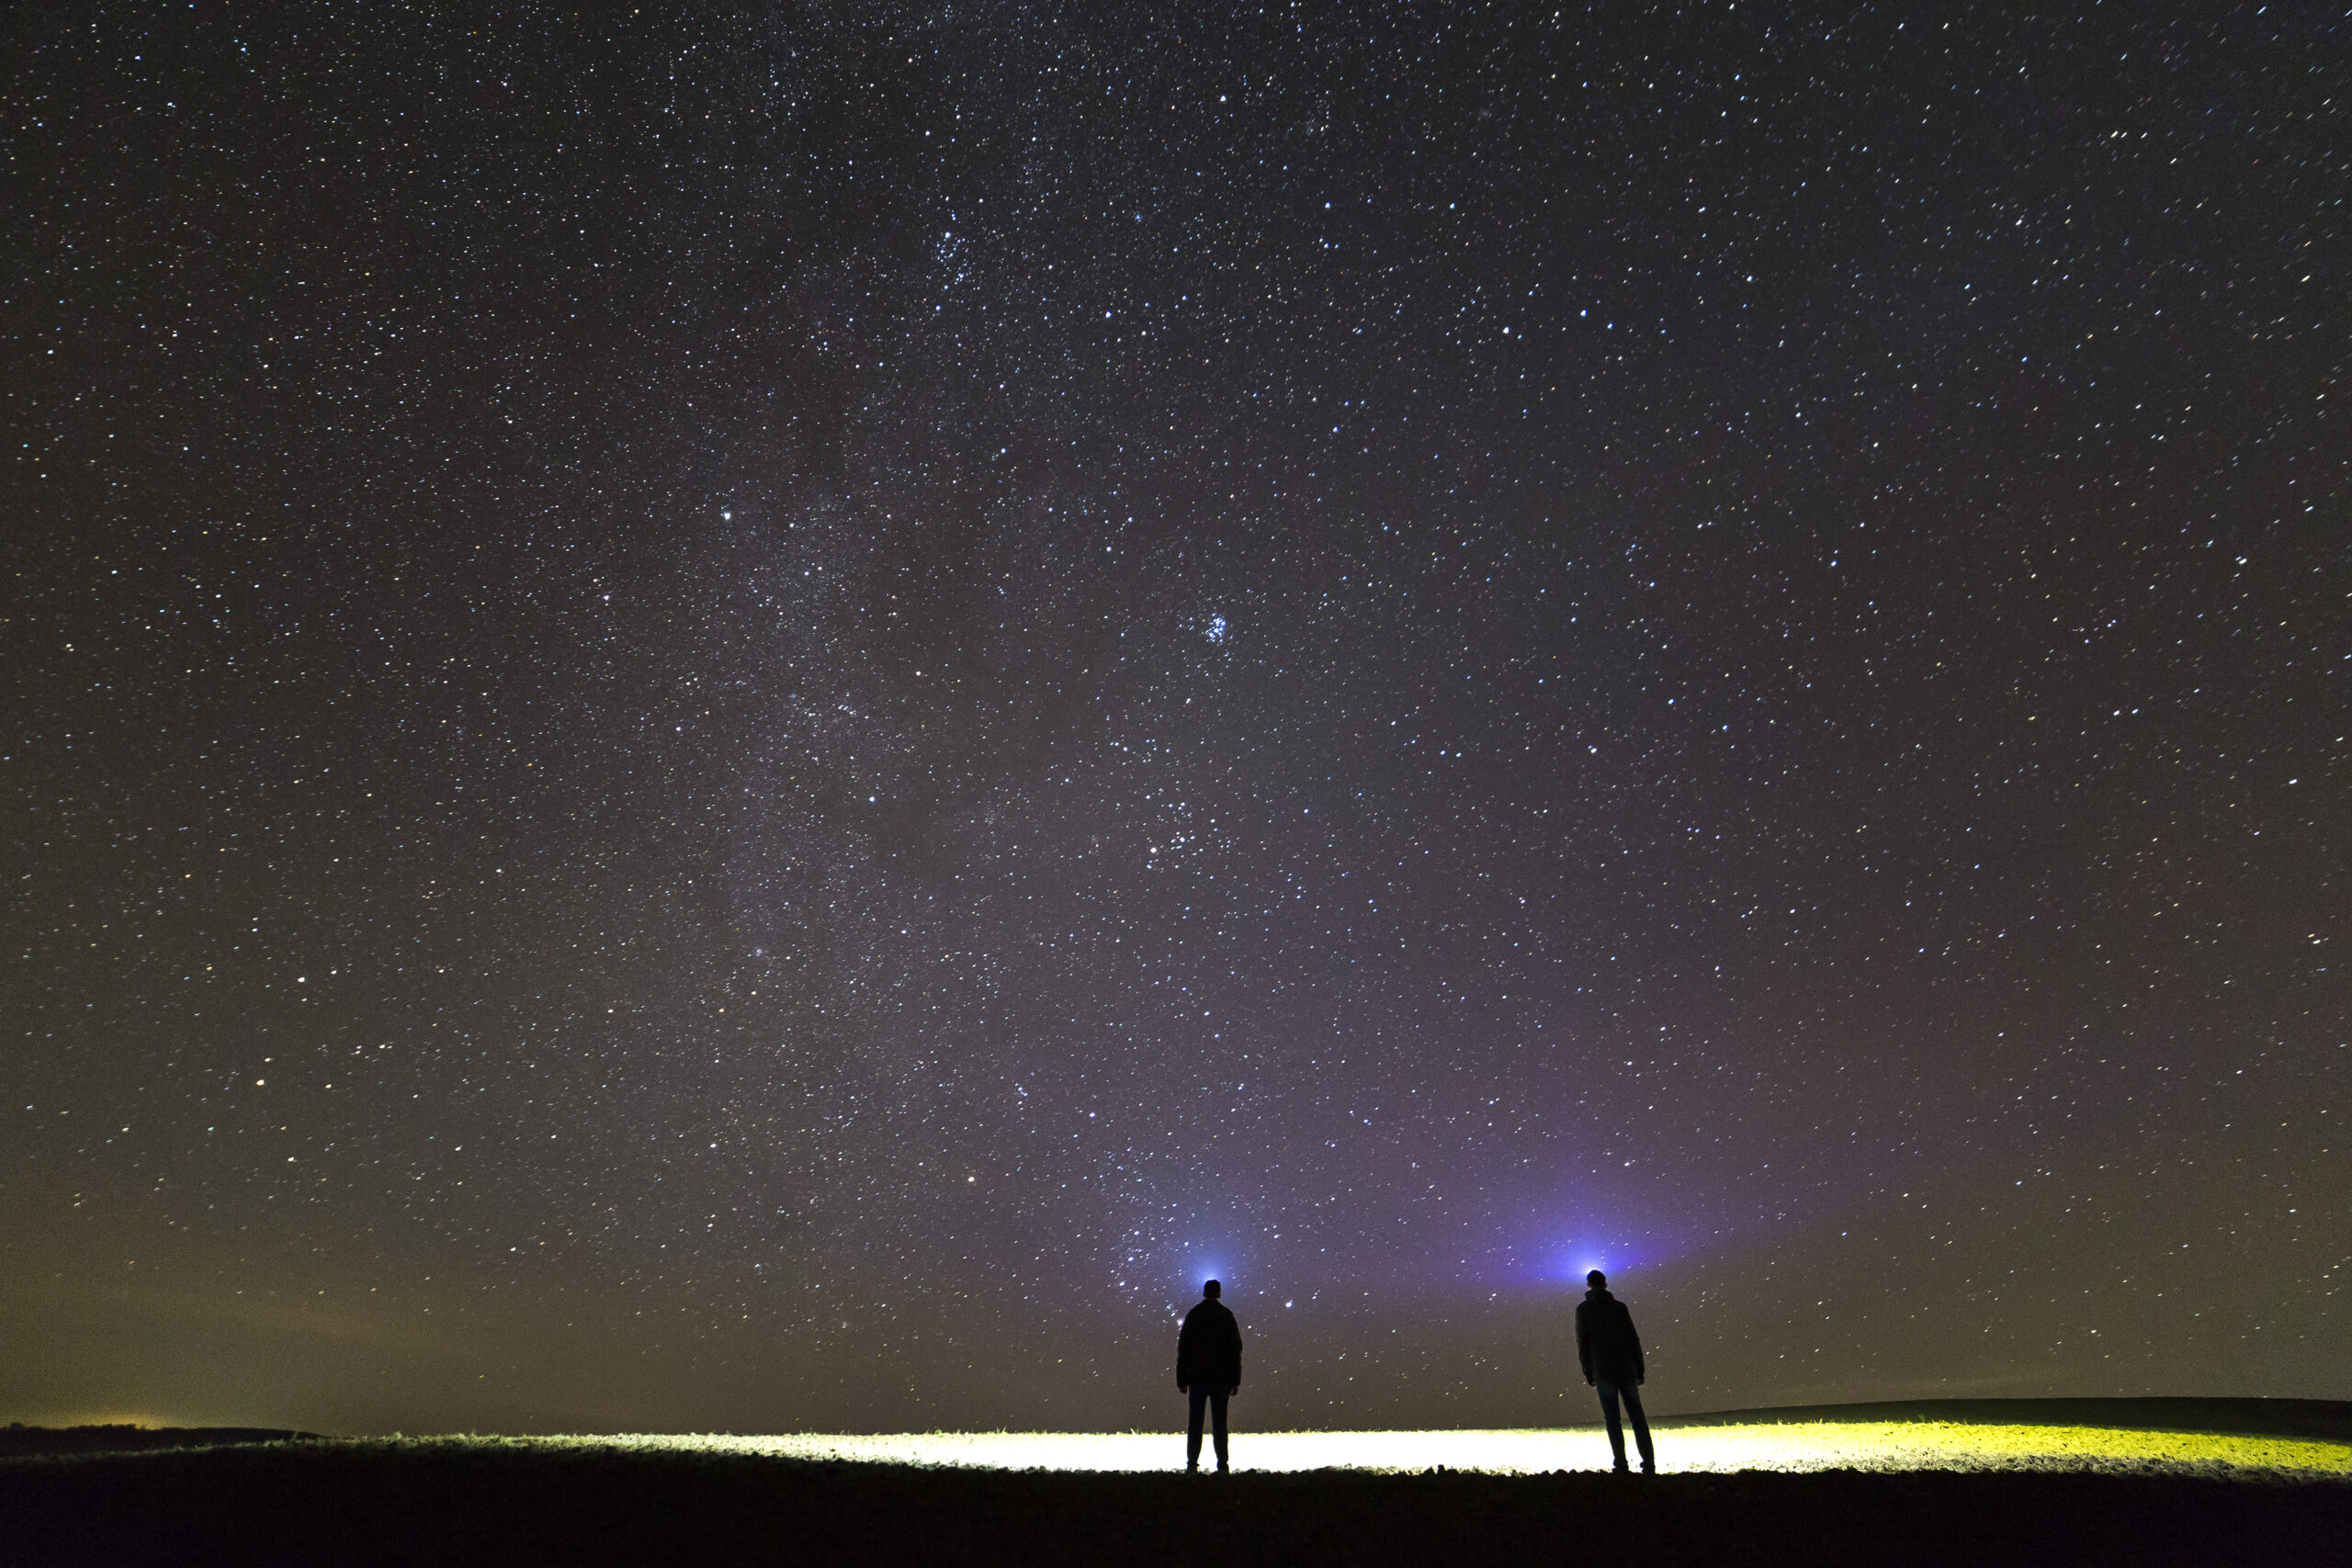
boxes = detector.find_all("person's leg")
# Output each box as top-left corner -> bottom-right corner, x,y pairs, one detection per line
1209,1389 -> 1230,1472
1187,1386 -> 1208,1471
1594,1380 -> 1629,1470
1618,1382 -> 1656,1472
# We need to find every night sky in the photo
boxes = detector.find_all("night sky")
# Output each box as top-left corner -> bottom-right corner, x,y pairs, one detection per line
6,6 -> 2345,1438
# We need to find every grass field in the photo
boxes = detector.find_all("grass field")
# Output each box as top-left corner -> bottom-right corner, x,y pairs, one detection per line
3,1401 -> 2345,1566
587,1416 -> 2350,1477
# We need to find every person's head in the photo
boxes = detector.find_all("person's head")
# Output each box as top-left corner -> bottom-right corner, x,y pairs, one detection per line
1586,1269 -> 1608,1291
1203,1280 -> 1222,1299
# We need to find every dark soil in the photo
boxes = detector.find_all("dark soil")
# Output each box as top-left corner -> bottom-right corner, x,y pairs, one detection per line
2,1438 -> 2346,1568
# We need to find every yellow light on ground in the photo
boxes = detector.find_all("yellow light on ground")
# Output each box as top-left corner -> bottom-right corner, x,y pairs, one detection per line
548,1423 -> 2350,1479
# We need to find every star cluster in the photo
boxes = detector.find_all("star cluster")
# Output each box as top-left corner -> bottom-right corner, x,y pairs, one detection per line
5,6 -> 2343,1434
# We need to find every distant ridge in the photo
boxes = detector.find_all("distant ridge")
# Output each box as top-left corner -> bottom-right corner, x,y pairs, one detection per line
0,1425 -> 322,1459
6,1401 -> 2346,1454
1659,1398 -> 2352,1443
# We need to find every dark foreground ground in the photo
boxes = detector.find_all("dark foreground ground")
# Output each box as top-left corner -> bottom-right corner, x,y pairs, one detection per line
3,1438 -> 2347,1568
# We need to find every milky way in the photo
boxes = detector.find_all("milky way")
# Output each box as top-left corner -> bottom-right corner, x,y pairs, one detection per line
6,6 -> 2344,1435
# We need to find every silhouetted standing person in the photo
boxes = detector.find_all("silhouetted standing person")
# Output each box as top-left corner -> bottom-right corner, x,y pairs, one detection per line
1576,1269 -> 1655,1473
1176,1279 -> 1243,1472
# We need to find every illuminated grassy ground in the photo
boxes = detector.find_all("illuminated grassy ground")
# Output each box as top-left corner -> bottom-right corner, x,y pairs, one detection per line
587,1420 -> 2351,1477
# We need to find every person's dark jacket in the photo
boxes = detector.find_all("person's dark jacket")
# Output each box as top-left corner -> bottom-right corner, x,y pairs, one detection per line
1176,1297 -> 1243,1392
1575,1287 -> 1645,1385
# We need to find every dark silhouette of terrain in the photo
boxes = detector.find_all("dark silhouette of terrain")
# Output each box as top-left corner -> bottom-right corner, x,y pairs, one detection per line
0,1401 -> 2343,1565
0,1437 -> 2344,1568
5,1396 -> 2337,1460
0,1423 -> 320,1458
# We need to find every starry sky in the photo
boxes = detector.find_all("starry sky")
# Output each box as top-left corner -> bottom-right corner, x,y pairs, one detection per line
6,6 -> 2345,1437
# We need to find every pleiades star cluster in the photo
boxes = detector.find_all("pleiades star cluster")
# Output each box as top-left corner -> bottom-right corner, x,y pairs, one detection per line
5,6 -> 2343,1435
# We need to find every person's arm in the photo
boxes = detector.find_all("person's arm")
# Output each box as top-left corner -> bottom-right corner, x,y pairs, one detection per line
1176,1315 -> 1192,1391
1628,1308 -> 1645,1384
1229,1315 -> 1242,1393
1576,1303 -> 1594,1384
